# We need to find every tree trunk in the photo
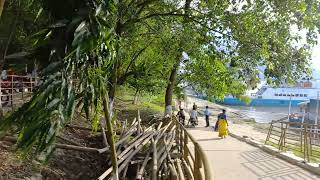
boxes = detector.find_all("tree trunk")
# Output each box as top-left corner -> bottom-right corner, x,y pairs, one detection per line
0,0 -> 5,19
102,97 -> 119,180
164,58 -> 180,116
108,60 -> 118,117
133,88 -> 139,104
164,0 -> 191,116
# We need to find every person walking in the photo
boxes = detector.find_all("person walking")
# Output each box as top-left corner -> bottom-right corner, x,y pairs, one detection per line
177,106 -> 186,125
217,109 -> 228,138
205,106 -> 210,127
193,102 -> 197,111
190,107 -> 198,127
192,102 -> 198,125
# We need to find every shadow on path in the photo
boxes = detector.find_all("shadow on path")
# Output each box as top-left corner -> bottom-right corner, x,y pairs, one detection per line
241,150 -> 319,180
197,137 -> 222,142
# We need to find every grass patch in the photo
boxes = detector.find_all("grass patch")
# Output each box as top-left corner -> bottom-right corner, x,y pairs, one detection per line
115,86 -> 167,124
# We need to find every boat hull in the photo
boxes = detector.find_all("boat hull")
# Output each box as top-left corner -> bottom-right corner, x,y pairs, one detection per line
222,98 -> 305,106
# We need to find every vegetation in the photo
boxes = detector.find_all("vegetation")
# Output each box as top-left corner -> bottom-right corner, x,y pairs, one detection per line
1,0 -> 320,178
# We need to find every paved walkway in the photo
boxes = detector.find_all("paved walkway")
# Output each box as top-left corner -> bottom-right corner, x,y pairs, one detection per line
187,122 -> 320,180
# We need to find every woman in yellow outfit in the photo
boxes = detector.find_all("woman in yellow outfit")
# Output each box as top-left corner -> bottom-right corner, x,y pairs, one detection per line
218,109 -> 228,138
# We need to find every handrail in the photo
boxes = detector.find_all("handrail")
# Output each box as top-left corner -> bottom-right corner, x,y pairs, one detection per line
173,116 -> 214,180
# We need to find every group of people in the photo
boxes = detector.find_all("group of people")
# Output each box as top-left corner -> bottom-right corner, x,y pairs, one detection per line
177,103 -> 229,138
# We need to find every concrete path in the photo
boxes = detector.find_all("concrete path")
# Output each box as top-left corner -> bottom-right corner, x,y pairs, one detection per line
187,122 -> 320,180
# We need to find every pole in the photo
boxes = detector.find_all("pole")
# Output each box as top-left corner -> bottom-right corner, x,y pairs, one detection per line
314,91 -> 319,137
315,91 -> 319,126
288,93 -> 292,121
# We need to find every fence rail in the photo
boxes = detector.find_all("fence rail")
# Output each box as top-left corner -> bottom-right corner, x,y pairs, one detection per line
265,120 -> 320,162
174,116 -> 213,180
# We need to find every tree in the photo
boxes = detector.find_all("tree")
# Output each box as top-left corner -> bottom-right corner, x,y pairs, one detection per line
162,0 -> 320,114
1,1 -> 320,179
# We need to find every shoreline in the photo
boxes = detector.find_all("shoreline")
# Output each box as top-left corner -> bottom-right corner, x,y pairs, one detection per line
185,96 -> 271,142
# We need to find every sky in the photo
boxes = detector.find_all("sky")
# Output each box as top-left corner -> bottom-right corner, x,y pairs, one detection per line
312,41 -> 320,71
312,36 -> 320,80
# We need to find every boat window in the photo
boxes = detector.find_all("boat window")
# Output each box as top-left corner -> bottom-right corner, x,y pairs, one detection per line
287,94 -> 291,97
283,94 -> 286,96
295,94 -> 299,97
304,94 -> 307,97
300,94 -> 303,97
275,93 -> 278,96
278,93 -> 282,96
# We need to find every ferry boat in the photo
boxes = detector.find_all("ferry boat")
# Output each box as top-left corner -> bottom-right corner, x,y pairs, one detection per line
222,78 -> 320,106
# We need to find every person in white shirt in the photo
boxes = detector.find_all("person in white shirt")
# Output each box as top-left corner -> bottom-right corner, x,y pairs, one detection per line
190,106 -> 198,126
1,70 -> 7,80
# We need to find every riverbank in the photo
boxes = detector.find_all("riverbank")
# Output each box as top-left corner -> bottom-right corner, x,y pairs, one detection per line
186,96 -> 272,143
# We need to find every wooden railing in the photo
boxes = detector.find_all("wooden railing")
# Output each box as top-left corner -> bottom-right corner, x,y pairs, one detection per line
265,120 -> 320,162
173,116 -> 214,180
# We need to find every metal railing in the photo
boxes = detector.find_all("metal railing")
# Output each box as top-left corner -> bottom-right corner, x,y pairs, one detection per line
0,75 -> 39,111
173,116 -> 214,180
265,120 -> 320,162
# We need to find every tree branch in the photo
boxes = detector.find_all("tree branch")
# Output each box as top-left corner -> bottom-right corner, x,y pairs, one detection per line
123,9 -> 185,27
117,41 -> 153,85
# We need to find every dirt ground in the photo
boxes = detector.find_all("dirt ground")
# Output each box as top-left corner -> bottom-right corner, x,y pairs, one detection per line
0,119 -> 109,180
0,97 -> 162,180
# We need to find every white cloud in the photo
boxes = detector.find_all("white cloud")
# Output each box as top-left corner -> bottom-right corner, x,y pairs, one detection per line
312,38 -> 320,70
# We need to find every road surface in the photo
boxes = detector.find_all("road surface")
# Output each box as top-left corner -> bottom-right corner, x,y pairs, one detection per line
187,121 -> 320,180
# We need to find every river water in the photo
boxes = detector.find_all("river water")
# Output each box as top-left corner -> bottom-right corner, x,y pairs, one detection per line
226,105 -> 301,123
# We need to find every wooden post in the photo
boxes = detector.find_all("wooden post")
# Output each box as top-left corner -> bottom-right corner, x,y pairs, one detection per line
283,123 -> 288,151
168,163 -> 177,180
175,159 -> 185,180
152,138 -> 157,180
21,78 -> 24,102
30,75 -> 32,92
300,128 -> 304,152
265,122 -> 273,144
183,130 -> 188,161
303,124 -> 307,161
10,75 -> 13,111
278,122 -> 284,150
309,125 -> 313,156
137,110 -> 141,135
180,124 -> 183,153
0,78 -> 2,112
194,144 -> 202,180
175,119 -> 179,152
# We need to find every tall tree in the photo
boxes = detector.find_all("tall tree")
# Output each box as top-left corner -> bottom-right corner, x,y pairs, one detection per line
0,1 -> 320,179
162,0 -> 320,114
